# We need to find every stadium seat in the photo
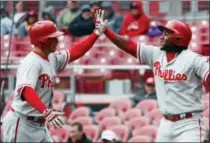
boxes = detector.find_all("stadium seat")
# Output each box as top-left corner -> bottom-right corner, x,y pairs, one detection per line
84,125 -> 101,142
109,99 -> 133,112
147,108 -> 163,126
127,117 -> 150,130
128,135 -> 152,142
68,107 -> 92,121
95,108 -> 117,123
132,125 -> 158,141
204,117 -> 209,129
108,125 -> 131,142
52,91 -> 65,111
203,100 -> 209,110
136,99 -> 158,114
123,108 -> 143,122
50,128 -> 69,142
52,135 -> 63,142
99,116 -> 123,130
71,116 -> 94,126
202,93 -> 209,101
203,108 -> 209,118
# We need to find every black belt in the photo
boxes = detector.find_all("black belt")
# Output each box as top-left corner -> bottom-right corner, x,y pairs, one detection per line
164,112 -> 193,122
11,107 -> 45,125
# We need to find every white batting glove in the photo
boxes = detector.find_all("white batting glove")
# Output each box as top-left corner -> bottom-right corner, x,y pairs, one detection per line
43,109 -> 65,128
94,9 -> 108,36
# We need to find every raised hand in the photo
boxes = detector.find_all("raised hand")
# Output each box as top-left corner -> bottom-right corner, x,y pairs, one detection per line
93,9 -> 108,35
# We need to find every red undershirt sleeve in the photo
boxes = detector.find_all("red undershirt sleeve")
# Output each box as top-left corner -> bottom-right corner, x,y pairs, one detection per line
22,86 -> 47,113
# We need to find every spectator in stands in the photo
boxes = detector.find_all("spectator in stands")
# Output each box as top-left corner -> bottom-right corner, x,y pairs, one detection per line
120,1 -> 150,38
101,2 -> 123,34
67,122 -> 92,143
90,1 -> 101,12
132,77 -> 157,103
14,1 -> 27,28
57,1 -> 80,30
42,6 -> 56,24
68,4 -> 95,37
101,130 -> 121,143
0,7 -> 15,36
17,10 -> 38,37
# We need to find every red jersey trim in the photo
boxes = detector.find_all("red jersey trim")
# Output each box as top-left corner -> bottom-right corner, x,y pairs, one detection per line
204,71 -> 209,82
60,50 -> 70,71
14,117 -> 20,143
198,119 -> 202,143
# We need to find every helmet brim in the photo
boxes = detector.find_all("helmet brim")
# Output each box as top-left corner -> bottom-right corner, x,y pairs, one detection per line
158,25 -> 178,34
48,31 -> 64,38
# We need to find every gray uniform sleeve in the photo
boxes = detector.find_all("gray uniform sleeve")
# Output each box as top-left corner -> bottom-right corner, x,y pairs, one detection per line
137,43 -> 157,67
49,50 -> 70,72
194,55 -> 209,80
16,64 -> 40,95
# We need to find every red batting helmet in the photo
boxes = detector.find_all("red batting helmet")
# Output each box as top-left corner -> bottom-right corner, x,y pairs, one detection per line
29,20 -> 63,45
158,20 -> 192,47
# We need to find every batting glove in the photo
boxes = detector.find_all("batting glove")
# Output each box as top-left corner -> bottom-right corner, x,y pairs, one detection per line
43,108 -> 65,128
93,9 -> 108,36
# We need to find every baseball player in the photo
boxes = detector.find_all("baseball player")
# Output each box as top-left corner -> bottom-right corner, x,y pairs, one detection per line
93,10 -> 209,142
1,10 -> 105,142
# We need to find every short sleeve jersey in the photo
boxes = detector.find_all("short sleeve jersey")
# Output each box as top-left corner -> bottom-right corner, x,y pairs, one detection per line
11,50 -> 70,116
137,43 -> 209,114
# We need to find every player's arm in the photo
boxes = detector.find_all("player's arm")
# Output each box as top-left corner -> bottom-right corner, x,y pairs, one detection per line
194,56 -> 210,92
22,87 -> 47,113
204,72 -> 210,92
69,9 -> 106,63
104,27 -> 138,58
68,32 -> 99,62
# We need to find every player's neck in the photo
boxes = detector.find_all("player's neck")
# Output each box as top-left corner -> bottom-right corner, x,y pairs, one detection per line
33,48 -> 49,61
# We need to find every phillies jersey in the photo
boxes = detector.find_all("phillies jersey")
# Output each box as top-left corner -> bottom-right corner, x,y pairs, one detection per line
137,43 -> 209,115
11,50 -> 70,116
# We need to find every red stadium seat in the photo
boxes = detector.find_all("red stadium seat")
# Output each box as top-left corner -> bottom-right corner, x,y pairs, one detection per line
108,125 -> 131,142
204,118 -> 209,129
123,108 -> 143,122
84,125 -> 101,142
52,135 -> 63,142
132,126 -> 158,141
52,91 -> 65,111
203,100 -> 209,110
50,128 -> 69,142
127,117 -> 150,130
68,107 -> 92,121
203,108 -> 209,118
147,108 -> 163,126
109,99 -> 133,112
71,116 -> 94,126
99,117 -> 123,130
95,108 -> 117,123
136,99 -> 158,114
128,135 -> 152,142
202,93 -> 209,101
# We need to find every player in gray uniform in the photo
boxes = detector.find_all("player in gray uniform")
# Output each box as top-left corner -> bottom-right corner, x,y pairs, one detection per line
93,11 -> 210,142
2,10 -> 106,142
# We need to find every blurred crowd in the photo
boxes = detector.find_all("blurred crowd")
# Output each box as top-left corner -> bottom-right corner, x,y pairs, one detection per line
1,1 -> 163,38
54,122 -> 122,143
